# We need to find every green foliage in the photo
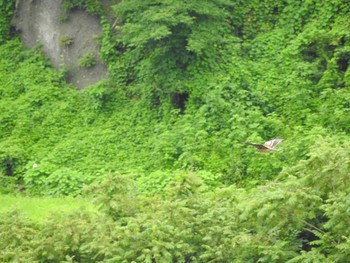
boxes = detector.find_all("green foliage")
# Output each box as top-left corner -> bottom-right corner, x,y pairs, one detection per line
0,0 -> 15,43
78,52 -> 96,68
0,1 -> 350,260
85,173 -> 140,219
137,170 -> 174,195
0,194 -> 97,221
137,169 -> 222,195
111,0 -> 235,96
0,210 -> 38,262
33,211 -> 105,262
59,36 -> 74,47
280,135 -> 350,195
114,0 -> 233,53
0,0 -> 349,190
0,175 -> 17,194
62,0 -> 103,16
24,162 -> 86,196
1,0 -> 350,191
0,139 -> 27,177
0,161 -> 348,262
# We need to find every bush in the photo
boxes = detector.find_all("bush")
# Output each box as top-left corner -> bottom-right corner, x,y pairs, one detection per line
1,161 -> 350,262
0,210 -> 38,262
0,0 -> 15,43
33,211 -> 108,262
24,162 -> 86,196
78,53 -> 97,68
280,135 -> 350,195
0,175 -> 17,194
85,173 -> 140,219
0,139 -> 27,177
59,36 -> 74,47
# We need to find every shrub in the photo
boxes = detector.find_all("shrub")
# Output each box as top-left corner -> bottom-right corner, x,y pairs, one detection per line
59,36 -> 74,47
0,0 -> 15,43
0,139 -> 27,177
24,162 -> 85,196
0,174 -> 17,194
85,173 -> 140,219
0,210 -> 38,262
33,210 -> 108,262
78,53 -> 96,68
280,135 -> 350,195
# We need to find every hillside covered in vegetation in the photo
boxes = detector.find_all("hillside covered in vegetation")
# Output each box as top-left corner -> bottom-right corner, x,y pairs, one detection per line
0,0 -> 350,262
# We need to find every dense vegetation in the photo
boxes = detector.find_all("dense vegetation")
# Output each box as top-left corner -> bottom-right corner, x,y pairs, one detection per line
0,0 -> 350,261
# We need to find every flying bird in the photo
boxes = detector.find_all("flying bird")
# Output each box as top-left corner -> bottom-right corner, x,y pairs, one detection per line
241,138 -> 283,152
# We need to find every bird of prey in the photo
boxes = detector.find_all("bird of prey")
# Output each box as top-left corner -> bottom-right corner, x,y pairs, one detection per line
241,138 -> 283,152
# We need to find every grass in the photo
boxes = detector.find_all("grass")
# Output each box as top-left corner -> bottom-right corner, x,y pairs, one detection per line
0,194 -> 98,221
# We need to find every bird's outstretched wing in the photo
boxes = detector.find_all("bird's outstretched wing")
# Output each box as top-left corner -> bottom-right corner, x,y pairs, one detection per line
241,138 -> 283,152
263,138 -> 283,149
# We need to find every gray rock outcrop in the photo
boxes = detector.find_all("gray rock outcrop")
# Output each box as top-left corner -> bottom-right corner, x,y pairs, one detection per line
12,0 -> 107,88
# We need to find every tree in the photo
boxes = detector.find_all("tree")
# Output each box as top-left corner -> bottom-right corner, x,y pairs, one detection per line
112,0 -> 234,96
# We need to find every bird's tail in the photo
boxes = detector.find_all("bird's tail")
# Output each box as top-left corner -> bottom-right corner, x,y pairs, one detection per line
240,142 -> 257,146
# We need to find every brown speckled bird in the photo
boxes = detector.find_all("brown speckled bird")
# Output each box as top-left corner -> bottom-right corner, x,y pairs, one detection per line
241,138 -> 283,152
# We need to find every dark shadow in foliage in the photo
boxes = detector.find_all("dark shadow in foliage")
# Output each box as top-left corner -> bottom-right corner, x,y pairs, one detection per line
301,43 -> 319,62
9,25 -> 18,38
171,92 -> 189,114
338,53 -> 349,73
309,59 -> 327,83
1,154 -> 21,177
299,229 -> 318,252
298,220 -> 322,252
3,158 -> 15,176
150,92 -> 161,109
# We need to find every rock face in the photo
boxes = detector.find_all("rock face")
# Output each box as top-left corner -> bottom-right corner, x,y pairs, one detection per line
12,0 -> 107,88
